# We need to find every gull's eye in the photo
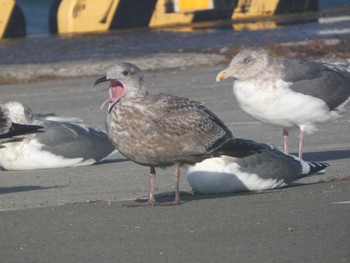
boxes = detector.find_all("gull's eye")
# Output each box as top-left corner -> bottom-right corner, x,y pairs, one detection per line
122,70 -> 129,76
243,57 -> 252,64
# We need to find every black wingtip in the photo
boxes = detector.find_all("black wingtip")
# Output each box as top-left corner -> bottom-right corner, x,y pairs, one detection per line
0,122 -> 44,139
306,162 -> 331,175
211,138 -> 262,158
94,76 -> 108,87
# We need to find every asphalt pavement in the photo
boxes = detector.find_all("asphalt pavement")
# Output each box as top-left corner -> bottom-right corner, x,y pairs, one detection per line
0,64 -> 349,262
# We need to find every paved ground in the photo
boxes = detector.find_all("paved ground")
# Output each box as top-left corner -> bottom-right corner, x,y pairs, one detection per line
0,65 -> 349,262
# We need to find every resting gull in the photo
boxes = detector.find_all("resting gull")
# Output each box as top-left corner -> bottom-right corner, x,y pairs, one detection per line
187,138 -> 329,194
0,105 -> 42,145
0,101 -> 116,170
95,62 -> 235,206
216,48 -> 350,159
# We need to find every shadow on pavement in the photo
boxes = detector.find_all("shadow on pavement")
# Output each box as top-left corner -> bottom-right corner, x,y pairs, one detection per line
302,149 -> 350,162
96,158 -> 129,165
0,185 -> 63,195
123,179 -> 336,206
123,189 -> 284,206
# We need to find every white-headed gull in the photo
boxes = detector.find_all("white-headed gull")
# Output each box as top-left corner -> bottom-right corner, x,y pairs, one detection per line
187,138 -> 330,194
0,101 -> 116,170
216,48 -> 350,159
0,105 -> 43,145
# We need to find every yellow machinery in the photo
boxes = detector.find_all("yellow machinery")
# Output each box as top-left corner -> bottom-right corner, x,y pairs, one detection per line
49,0 -> 317,34
0,0 -> 317,36
0,0 -> 25,38
50,0 -> 234,34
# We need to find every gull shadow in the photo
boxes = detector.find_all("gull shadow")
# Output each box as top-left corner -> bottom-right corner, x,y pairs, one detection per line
0,185 -> 63,194
95,158 -> 129,165
300,150 -> 350,162
124,180 -> 332,206
124,190 -> 278,206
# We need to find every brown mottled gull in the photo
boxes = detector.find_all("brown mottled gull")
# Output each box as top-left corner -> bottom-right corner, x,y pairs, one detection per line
95,62 -> 234,206
216,47 -> 350,159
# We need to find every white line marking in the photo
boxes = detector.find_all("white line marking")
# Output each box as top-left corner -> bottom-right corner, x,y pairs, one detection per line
332,201 -> 350,205
319,16 -> 350,24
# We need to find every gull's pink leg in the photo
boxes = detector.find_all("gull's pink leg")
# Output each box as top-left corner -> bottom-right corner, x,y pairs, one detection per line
127,167 -> 157,207
159,164 -> 182,206
147,167 -> 157,204
298,131 -> 304,159
173,164 -> 181,204
283,129 -> 289,154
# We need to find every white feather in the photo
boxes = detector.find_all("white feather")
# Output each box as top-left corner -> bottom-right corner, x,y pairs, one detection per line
187,156 -> 286,194
233,79 -> 340,134
288,154 -> 311,175
0,139 -> 95,170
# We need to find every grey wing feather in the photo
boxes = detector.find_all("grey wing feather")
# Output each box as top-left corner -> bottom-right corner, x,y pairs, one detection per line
37,121 -> 115,161
215,138 -> 304,183
235,144 -> 303,183
280,58 -> 350,110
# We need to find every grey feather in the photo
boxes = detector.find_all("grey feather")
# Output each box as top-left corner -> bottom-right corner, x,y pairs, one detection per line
281,59 -> 350,110
38,121 -> 115,161
213,138 -> 329,182
1,101 -> 115,167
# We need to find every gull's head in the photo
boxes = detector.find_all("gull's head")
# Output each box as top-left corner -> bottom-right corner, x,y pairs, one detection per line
2,101 -> 32,124
216,47 -> 271,82
94,62 -> 145,111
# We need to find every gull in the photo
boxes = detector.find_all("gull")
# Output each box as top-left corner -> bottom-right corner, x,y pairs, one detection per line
187,138 -> 329,194
95,62 -> 234,206
216,48 -> 350,159
0,101 -> 116,170
0,104 -> 42,145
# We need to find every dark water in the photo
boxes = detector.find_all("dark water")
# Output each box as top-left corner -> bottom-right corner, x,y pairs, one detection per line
1,1 -> 349,65
16,0 -> 52,34
16,0 -> 350,34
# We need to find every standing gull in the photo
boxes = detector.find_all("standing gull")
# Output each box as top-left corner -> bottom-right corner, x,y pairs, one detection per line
216,48 -> 350,159
95,63 -> 234,206
0,101 -> 116,170
0,105 -> 42,145
187,138 -> 329,194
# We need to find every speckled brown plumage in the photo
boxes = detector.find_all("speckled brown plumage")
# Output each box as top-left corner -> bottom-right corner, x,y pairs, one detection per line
95,62 -> 234,206
106,92 -> 233,167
